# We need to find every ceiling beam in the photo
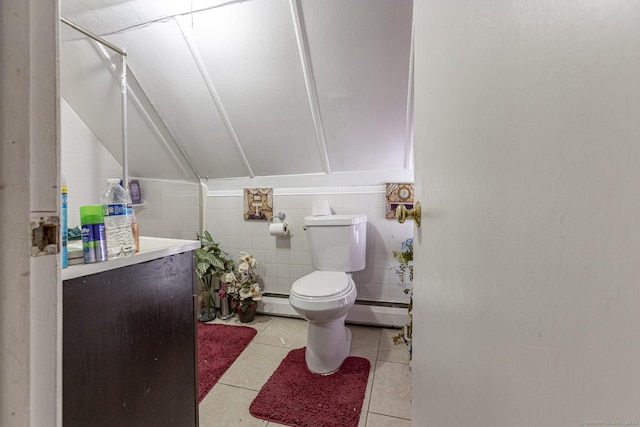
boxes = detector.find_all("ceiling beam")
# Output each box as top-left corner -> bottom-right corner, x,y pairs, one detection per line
91,41 -> 200,181
125,65 -> 201,181
404,13 -> 415,171
289,0 -> 331,174
176,16 -> 255,178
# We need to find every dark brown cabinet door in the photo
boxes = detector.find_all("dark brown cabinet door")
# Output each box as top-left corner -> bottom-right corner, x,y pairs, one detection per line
63,251 -> 198,427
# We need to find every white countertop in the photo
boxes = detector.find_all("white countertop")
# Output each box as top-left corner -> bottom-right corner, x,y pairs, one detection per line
62,236 -> 200,281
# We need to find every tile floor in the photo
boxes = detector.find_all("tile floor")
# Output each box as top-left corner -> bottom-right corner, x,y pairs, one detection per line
199,314 -> 412,427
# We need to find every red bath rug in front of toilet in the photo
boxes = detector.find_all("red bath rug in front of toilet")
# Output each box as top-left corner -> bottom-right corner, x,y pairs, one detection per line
249,347 -> 370,427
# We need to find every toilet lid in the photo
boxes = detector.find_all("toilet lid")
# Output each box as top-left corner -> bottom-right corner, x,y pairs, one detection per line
291,271 -> 351,298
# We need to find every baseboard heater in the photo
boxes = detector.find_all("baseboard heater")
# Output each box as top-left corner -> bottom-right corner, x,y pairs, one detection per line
259,293 -> 409,328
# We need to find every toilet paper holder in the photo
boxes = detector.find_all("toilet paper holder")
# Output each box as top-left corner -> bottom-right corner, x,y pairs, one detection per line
267,212 -> 286,225
267,212 -> 290,237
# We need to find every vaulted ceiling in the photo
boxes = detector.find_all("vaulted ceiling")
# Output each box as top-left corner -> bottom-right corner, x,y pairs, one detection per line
60,0 -> 414,182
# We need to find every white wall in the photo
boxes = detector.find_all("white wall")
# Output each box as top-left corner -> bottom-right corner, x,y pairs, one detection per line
62,87 -> 412,314
413,1 -> 640,425
60,98 -> 199,241
134,178 -> 200,240
61,98 -> 122,228
206,179 -> 413,305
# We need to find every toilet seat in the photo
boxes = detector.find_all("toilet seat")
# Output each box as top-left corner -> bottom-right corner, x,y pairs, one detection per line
289,270 -> 358,373
290,271 -> 352,299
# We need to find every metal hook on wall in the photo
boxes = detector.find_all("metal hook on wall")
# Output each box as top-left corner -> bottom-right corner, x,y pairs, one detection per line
267,212 -> 286,225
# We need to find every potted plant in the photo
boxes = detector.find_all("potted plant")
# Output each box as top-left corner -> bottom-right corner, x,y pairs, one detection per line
224,251 -> 263,323
195,231 -> 234,322
391,237 -> 413,364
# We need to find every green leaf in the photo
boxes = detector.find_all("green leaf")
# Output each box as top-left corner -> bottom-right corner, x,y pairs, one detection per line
196,261 -> 209,279
194,230 -> 234,280
198,249 -> 216,264
211,257 -> 224,270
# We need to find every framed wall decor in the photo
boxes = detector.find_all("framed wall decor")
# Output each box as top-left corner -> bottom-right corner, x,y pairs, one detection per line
243,187 -> 273,220
385,183 -> 414,219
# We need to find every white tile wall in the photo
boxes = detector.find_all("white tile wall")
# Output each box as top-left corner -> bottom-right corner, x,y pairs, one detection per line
134,179 -> 200,240
205,189 -> 413,303
61,97 -> 200,241
61,98 -> 122,228
61,97 -> 411,304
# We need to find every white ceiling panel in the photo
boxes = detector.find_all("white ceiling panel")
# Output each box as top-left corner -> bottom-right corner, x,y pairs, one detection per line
60,32 -> 196,181
105,20 -> 249,179
187,0 -> 324,176
60,0 -> 414,182
300,0 -> 413,172
61,0 -> 234,37
124,70 -> 198,180
60,38 -> 126,164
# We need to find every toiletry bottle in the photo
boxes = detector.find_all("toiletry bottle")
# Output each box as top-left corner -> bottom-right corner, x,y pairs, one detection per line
80,205 -> 107,263
61,171 -> 68,268
128,207 -> 140,254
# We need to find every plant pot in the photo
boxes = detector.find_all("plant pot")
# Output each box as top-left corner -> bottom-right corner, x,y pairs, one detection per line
197,305 -> 216,322
237,301 -> 257,323
197,292 -> 216,322
219,295 -> 234,320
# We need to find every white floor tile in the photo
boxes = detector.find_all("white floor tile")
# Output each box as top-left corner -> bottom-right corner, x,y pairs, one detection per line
218,342 -> 290,391
366,412 -> 411,427
253,316 -> 308,349
199,383 -> 267,427
368,360 -> 412,420
199,315 -> 412,426
350,324 -> 382,360
377,328 -> 410,364
210,313 -> 273,335
359,411 -> 368,427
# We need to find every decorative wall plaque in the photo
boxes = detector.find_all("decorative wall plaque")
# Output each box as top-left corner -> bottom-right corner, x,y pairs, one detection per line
243,188 -> 273,220
385,183 -> 414,219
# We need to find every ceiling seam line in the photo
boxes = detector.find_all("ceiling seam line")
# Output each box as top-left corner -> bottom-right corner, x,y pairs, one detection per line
404,11 -> 415,171
289,0 -> 332,175
125,65 -> 202,181
91,42 -> 199,181
175,17 -> 255,178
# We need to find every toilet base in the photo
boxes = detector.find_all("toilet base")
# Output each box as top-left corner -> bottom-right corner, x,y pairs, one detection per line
304,314 -> 352,374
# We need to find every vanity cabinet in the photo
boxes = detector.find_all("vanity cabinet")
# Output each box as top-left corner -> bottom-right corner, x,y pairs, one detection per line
62,238 -> 199,427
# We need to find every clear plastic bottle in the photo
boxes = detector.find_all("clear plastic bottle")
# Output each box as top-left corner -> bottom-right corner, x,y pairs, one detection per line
101,179 -> 136,259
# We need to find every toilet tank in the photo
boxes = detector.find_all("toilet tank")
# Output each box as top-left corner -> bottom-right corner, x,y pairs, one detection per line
304,214 -> 367,272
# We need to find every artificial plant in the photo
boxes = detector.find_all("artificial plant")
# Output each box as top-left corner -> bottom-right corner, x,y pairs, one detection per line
195,230 -> 234,321
392,237 -> 413,361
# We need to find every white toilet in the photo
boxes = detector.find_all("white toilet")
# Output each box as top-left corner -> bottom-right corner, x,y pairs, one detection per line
289,214 -> 367,374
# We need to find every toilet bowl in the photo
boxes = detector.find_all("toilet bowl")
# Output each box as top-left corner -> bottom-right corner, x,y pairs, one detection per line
289,271 -> 357,373
288,213 -> 366,373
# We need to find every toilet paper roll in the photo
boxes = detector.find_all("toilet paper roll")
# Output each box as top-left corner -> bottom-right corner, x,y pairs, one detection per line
269,222 -> 289,236
312,200 -> 331,216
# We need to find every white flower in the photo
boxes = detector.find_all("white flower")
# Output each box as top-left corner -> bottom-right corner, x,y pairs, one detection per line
239,283 -> 262,301
223,272 -> 237,284
249,283 -> 262,301
226,282 -> 239,294
238,251 -> 257,272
